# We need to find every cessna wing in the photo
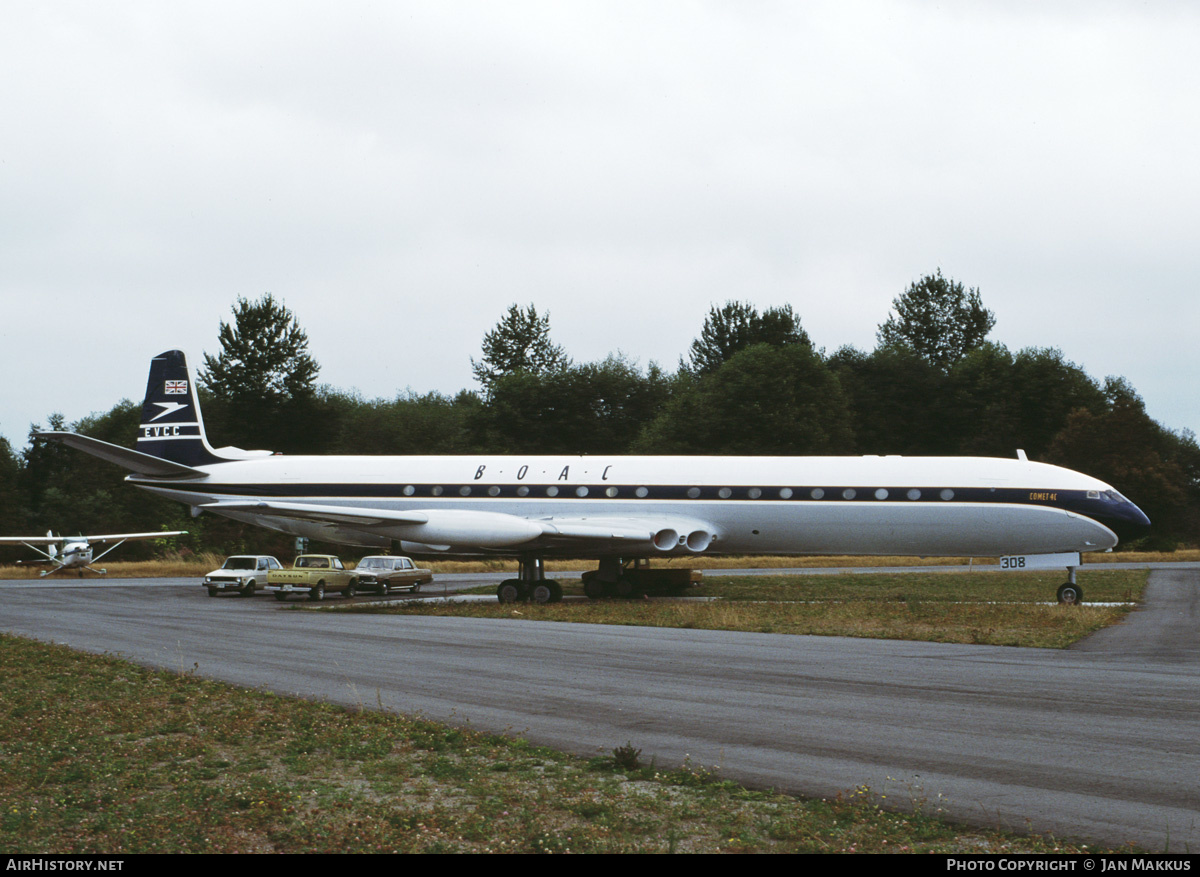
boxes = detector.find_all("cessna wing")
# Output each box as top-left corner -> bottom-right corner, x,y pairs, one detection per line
201,500 -> 716,555
0,531 -> 187,545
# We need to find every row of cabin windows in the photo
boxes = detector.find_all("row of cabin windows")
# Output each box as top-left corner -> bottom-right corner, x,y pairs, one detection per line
394,485 -> 959,501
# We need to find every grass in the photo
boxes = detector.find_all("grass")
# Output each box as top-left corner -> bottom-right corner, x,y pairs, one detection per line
348,569 -> 1149,649
0,634 -> 1138,854
1,549 -> 1194,580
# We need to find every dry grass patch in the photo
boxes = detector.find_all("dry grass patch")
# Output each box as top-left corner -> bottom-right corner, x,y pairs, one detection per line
0,635 -> 1135,854
352,569 -> 1148,649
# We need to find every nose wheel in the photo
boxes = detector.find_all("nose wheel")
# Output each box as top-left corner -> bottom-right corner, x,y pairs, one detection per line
1056,566 -> 1082,605
1056,583 -> 1083,605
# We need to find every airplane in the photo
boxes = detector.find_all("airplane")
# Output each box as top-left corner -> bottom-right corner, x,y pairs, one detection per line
34,349 -> 1151,603
0,529 -> 187,577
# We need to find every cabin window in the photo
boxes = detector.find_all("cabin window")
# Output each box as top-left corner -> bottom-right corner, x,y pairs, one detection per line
810,488 -> 824,499
605,487 -> 618,497
488,486 -> 500,496
403,485 -> 415,496
718,488 -> 732,499
748,488 -> 762,499
940,489 -> 954,500
843,488 -> 857,499
516,486 -> 530,497
459,486 -> 472,496
779,488 -> 793,499
875,489 -> 888,500
576,486 -> 589,497
546,486 -> 559,497
907,489 -> 921,500
635,487 -> 649,498
431,486 -> 444,496
687,487 -> 701,498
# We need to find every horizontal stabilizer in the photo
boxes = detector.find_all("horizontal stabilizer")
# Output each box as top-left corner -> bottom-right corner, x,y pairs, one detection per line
33,432 -> 206,478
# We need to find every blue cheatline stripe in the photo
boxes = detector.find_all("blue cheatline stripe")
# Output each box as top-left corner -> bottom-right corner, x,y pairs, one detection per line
128,479 -> 1095,509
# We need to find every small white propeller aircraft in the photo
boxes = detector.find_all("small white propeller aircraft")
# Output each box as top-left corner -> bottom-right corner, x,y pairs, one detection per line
0,529 -> 186,577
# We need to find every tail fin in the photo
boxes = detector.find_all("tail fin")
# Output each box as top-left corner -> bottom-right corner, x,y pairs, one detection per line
135,350 -> 229,466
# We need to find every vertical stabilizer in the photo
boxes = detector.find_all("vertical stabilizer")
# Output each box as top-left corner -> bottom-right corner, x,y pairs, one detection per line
135,350 -> 227,466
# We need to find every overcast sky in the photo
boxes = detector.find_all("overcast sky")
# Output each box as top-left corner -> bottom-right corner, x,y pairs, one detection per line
3,1 -> 1197,452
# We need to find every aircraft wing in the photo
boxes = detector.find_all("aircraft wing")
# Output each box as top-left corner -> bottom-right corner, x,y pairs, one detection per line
84,531 -> 188,544
0,532 -> 186,546
201,500 -> 716,554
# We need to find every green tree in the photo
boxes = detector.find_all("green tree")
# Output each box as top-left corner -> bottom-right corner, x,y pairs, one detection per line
636,344 -> 853,455
199,294 -> 320,452
477,355 -> 671,454
471,304 -> 570,394
332,388 -> 483,456
0,433 -> 25,561
877,270 -> 995,371
684,302 -> 811,376
828,344 -> 952,455
1045,378 -> 1199,548
200,294 -> 319,404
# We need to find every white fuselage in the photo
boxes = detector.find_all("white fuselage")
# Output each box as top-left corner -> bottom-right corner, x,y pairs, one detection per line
131,453 -> 1127,557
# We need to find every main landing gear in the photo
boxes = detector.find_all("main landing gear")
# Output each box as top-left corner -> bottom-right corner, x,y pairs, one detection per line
496,555 -> 563,605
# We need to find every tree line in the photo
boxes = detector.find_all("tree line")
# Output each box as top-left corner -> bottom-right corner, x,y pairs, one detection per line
3,275 -> 1197,562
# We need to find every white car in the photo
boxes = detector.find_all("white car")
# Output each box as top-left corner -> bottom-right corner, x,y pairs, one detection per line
203,555 -> 283,597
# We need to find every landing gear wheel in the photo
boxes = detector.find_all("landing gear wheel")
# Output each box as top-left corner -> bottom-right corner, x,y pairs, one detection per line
547,580 -> 563,603
497,580 -> 522,604
1057,583 -> 1083,605
310,581 -> 325,602
531,583 -> 553,604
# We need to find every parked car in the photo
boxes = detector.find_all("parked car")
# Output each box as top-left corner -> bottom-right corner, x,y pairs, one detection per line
203,555 -> 283,597
354,556 -> 433,595
265,555 -> 358,602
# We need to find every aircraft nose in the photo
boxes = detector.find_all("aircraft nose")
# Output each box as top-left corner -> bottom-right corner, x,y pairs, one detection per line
1110,499 -> 1152,543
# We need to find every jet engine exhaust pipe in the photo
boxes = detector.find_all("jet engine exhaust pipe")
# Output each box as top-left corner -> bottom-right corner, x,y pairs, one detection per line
652,529 -> 680,551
